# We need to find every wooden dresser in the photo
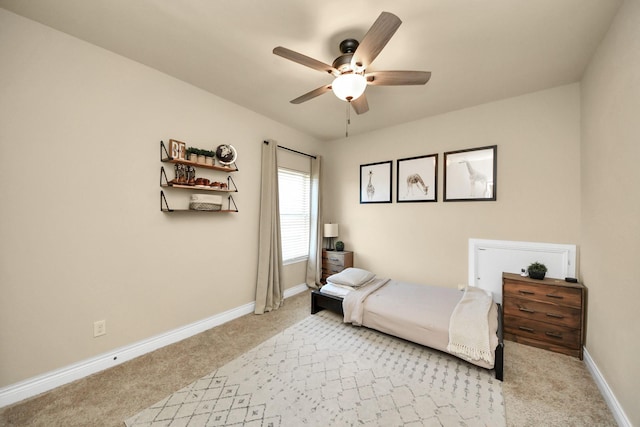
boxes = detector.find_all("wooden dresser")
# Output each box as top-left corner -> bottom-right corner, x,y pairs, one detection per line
502,272 -> 585,359
321,250 -> 353,284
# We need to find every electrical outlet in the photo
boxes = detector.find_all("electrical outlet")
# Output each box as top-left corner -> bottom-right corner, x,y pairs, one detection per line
93,320 -> 106,337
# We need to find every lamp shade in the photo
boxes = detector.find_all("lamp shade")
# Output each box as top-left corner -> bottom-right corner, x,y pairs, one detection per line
331,74 -> 367,101
324,223 -> 339,238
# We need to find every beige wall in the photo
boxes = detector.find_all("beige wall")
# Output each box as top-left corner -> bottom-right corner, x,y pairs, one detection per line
323,84 -> 581,288
0,9 -> 321,387
581,0 -> 640,424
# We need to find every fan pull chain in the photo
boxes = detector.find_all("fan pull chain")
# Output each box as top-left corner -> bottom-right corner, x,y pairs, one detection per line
345,101 -> 351,138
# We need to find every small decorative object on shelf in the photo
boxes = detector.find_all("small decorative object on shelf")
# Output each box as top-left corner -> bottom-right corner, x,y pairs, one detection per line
186,147 -> 197,162
216,144 -> 237,166
169,139 -> 187,160
186,147 -> 216,165
527,262 -> 547,280
335,241 -> 345,251
189,194 -> 222,211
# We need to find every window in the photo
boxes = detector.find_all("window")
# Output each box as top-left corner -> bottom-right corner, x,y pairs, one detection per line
278,167 -> 310,264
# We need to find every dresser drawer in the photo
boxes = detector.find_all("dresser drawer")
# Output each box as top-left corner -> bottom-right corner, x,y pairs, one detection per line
322,251 -> 350,267
503,296 -> 582,329
322,264 -> 345,277
504,315 -> 581,349
503,280 -> 582,309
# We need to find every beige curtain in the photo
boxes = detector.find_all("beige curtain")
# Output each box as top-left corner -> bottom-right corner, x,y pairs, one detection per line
306,156 -> 323,289
255,140 -> 283,314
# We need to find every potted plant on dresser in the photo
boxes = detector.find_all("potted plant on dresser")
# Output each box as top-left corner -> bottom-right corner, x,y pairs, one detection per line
527,262 -> 548,280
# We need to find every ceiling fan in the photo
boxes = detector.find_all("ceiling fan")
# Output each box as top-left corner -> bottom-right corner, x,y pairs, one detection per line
273,11 -> 431,115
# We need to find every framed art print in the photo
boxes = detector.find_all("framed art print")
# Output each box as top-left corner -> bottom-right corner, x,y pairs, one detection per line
444,145 -> 497,201
397,154 -> 438,202
360,161 -> 392,204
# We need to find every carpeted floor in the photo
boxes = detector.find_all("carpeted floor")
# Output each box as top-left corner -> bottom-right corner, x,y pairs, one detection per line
0,290 -> 616,426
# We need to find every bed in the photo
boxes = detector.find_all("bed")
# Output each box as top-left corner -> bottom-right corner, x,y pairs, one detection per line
311,268 -> 504,381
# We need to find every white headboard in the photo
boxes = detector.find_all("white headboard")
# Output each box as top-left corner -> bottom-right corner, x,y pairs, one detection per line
469,239 -> 577,303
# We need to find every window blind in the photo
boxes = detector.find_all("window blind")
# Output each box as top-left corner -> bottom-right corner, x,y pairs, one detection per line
278,167 -> 310,263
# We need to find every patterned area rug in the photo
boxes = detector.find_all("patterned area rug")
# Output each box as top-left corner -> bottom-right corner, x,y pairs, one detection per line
125,310 -> 504,426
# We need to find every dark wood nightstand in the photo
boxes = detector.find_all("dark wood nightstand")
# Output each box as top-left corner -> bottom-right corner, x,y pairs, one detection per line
321,250 -> 353,284
502,272 -> 585,359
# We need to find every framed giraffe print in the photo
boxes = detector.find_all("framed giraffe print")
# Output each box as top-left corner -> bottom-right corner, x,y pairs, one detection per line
444,145 -> 497,202
360,160 -> 392,204
397,154 -> 438,202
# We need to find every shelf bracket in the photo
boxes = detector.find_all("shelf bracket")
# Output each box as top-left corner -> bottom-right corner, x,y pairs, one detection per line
160,166 -> 170,187
160,190 -> 173,212
160,140 -> 172,161
227,195 -> 238,212
227,175 -> 238,192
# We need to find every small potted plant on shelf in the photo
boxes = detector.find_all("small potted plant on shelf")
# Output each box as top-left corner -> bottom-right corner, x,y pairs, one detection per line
186,147 -> 199,163
527,262 -> 548,280
202,149 -> 216,166
335,241 -> 345,251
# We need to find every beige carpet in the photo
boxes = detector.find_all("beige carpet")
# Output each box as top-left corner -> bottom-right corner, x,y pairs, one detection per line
0,290 -> 616,426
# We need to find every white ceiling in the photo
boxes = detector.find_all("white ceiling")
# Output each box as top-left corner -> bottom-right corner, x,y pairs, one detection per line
0,0 -> 622,141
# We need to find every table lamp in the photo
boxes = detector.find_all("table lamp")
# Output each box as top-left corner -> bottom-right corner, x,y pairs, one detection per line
324,223 -> 339,250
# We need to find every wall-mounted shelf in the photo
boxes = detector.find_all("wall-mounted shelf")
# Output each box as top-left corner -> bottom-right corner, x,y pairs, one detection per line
159,140 -> 239,213
160,141 -> 238,172
160,167 -> 238,192
161,191 -> 238,213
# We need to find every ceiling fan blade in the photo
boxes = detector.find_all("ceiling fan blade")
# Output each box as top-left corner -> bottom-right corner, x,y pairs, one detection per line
290,85 -> 332,104
351,94 -> 369,115
351,12 -> 402,70
273,46 -> 339,75
366,71 -> 431,86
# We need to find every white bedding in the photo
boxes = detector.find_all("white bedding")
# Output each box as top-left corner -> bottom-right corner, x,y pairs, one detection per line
323,278 -> 499,369
319,283 -> 354,298
447,286 -> 495,365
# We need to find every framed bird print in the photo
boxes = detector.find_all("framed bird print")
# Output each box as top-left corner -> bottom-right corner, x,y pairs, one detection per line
397,154 -> 438,202
360,161 -> 392,204
444,145 -> 497,201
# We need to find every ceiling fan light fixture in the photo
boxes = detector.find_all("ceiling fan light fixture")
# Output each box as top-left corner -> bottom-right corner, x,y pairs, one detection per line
331,73 -> 367,101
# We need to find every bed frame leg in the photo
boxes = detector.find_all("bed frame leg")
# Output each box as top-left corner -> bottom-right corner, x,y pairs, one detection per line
311,292 -> 324,314
495,303 -> 504,381
495,343 -> 504,381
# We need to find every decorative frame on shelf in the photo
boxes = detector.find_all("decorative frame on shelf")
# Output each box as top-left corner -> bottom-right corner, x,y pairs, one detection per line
360,161 -> 392,204
169,139 -> 186,160
444,145 -> 497,202
397,154 -> 438,203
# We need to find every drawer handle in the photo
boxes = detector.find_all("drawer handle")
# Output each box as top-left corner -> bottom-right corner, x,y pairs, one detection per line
546,312 -> 565,319
545,331 -> 563,339
518,326 -> 535,333
546,293 -> 564,299
518,290 -> 535,295
329,257 -> 340,262
518,307 -> 535,313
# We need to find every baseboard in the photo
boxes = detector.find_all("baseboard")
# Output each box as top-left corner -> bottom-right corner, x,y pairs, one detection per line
583,347 -> 631,427
0,283 -> 309,408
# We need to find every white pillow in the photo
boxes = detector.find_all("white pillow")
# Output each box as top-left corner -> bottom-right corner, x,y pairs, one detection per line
327,268 -> 376,287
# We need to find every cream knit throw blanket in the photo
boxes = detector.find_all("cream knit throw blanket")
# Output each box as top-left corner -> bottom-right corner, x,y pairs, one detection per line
447,286 -> 494,365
